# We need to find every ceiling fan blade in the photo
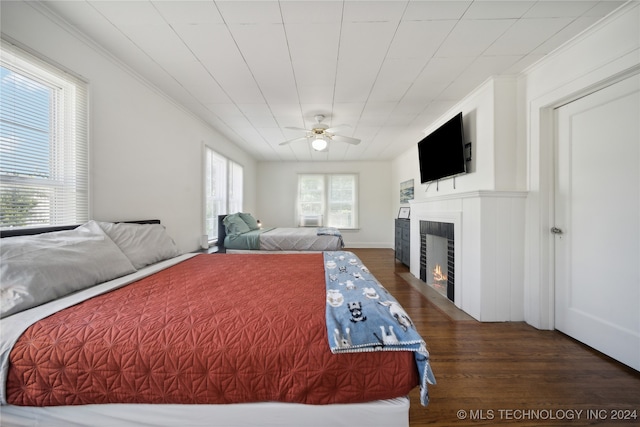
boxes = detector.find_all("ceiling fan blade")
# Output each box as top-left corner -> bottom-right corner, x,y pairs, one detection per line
331,135 -> 361,145
279,136 -> 309,146
325,124 -> 351,133
284,126 -> 310,133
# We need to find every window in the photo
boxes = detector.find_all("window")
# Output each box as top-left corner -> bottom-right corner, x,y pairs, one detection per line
0,41 -> 88,229
297,174 -> 358,229
204,146 -> 243,242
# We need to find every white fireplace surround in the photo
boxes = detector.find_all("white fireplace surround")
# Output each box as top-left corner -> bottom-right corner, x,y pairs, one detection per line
410,191 -> 527,321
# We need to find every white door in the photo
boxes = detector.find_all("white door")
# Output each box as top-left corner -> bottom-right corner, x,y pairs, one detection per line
554,73 -> 640,371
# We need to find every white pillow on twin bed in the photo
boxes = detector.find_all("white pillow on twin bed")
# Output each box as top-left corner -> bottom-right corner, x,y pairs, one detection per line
97,221 -> 181,269
0,221 -> 137,319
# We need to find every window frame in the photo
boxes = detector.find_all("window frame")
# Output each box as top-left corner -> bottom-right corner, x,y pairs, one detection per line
203,145 -> 243,244
296,173 -> 358,229
0,39 -> 89,230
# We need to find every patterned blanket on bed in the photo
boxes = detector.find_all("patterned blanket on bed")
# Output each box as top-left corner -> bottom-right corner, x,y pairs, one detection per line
323,251 -> 436,406
317,227 -> 344,248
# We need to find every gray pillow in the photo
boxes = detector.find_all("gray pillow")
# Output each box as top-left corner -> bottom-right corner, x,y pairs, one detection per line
98,222 -> 181,269
0,221 -> 136,318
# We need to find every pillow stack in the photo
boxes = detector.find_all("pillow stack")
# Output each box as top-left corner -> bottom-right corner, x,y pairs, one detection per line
223,212 -> 260,236
0,220 -> 181,318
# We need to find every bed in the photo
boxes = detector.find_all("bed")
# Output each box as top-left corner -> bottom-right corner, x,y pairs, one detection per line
0,220 -> 434,427
218,213 -> 344,253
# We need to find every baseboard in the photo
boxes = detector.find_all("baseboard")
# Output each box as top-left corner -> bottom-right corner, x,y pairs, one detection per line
344,243 -> 394,249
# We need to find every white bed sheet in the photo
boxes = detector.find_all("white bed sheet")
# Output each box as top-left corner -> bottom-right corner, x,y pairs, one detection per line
1,397 -> 410,427
259,227 -> 342,251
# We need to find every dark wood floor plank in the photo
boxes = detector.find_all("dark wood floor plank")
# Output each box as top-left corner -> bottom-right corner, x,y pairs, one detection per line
349,248 -> 640,427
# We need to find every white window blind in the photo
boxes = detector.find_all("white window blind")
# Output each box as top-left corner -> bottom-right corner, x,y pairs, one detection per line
204,146 -> 243,242
228,160 -> 243,214
297,174 -> 358,229
0,41 -> 88,229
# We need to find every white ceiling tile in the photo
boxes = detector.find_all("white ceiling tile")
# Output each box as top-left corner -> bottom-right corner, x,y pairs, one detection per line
524,1 -> 599,18
530,16 -> 600,54
343,1 -> 406,23
435,19 -> 516,57
583,1 -> 626,17
368,58 -> 425,103
285,23 -> 341,91
256,127 -> 286,146
485,18 -> 574,56
298,86 -> 336,105
337,21 -> 396,64
388,20 -> 457,60
334,21 -> 399,102
461,55 -> 522,79
462,1 -> 535,19
117,24 -> 196,63
153,1 -> 224,24
228,23 -> 298,104
280,1 -> 344,23
238,104 -> 279,128
386,103 -> 422,126
403,1 -> 472,20
437,67 -> 494,101
502,52 -> 546,74
330,103 -> 366,127
360,102 -> 398,125
205,103 -> 245,120
174,23 -> 265,103
216,1 -> 282,24
90,1 -> 166,26
401,56 -> 475,102
269,104 -> 305,128
180,80 -> 231,105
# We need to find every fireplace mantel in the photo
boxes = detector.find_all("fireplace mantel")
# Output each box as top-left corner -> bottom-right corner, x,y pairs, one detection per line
409,190 -> 527,321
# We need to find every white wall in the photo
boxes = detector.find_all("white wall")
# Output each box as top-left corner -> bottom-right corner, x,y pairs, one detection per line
391,76 -> 523,220
257,161 -> 392,247
1,1 -> 257,253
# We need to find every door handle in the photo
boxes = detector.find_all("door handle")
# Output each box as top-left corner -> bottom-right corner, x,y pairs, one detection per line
551,227 -> 563,235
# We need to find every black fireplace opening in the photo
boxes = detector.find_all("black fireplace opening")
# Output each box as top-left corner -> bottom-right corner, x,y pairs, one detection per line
420,221 -> 454,302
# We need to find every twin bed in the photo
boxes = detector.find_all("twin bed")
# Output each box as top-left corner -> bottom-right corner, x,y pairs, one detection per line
0,220 -> 434,427
217,213 -> 344,253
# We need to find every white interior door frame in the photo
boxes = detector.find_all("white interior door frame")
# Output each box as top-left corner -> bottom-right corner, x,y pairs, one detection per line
553,73 -> 640,370
525,64 -> 640,331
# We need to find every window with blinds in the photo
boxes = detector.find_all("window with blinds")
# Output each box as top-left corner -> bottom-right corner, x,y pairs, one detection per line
0,40 -> 88,229
297,174 -> 358,229
204,146 -> 243,243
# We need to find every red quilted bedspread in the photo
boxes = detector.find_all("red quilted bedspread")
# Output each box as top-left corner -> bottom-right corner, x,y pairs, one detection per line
7,254 -> 418,406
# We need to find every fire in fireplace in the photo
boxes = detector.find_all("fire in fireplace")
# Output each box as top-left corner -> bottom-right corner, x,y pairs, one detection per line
420,221 -> 454,301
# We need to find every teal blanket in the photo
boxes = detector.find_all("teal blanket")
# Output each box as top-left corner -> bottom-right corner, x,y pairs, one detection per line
323,251 -> 436,406
224,228 -> 274,250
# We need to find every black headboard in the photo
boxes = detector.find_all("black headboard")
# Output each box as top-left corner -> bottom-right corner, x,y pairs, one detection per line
0,219 -> 161,238
217,214 -> 228,253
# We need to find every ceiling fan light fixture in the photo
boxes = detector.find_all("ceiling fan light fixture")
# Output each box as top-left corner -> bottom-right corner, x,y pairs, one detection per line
311,136 -> 328,151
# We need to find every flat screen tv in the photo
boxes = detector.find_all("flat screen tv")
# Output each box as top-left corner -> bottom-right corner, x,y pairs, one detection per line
418,112 -> 466,184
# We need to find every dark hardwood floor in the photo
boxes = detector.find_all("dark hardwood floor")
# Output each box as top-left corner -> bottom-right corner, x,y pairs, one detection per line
349,248 -> 640,427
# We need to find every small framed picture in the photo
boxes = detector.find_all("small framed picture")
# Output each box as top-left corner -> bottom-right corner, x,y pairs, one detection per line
398,207 -> 410,219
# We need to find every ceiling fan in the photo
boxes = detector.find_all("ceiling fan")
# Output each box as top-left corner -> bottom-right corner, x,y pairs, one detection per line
279,115 -> 361,151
